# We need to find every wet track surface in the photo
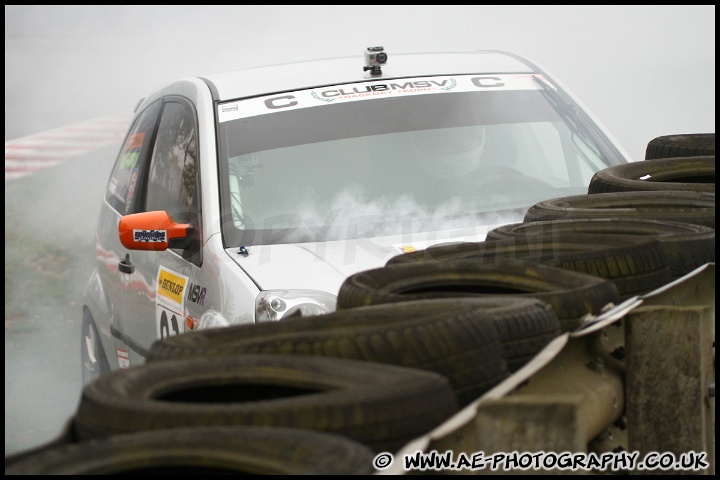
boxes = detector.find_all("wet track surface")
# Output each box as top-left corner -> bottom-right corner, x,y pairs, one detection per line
5,140 -> 122,456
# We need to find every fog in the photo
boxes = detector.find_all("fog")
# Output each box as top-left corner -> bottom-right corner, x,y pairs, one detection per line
4,5 -> 715,457
5,5 -> 715,159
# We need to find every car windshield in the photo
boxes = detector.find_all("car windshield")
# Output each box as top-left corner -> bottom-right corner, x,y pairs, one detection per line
217,74 -> 626,247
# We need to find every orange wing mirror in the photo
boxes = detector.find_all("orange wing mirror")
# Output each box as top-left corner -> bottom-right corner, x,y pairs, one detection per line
118,211 -> 193,251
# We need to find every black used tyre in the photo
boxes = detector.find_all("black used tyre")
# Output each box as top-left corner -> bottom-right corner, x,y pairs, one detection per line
524,191 -> 715,229
337,258 -> 620,333
486,218 -> 715,280
154,298 -> 560,379
587,156 -> 714,194
73,353 -> 458,454
5,426 -> 376,475
386,233 -> 671,299
645,133 -> 715,160
148,298 -> 561,400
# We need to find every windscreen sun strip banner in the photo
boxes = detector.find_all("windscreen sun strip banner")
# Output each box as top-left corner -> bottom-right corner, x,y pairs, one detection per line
218,74 -> 551,123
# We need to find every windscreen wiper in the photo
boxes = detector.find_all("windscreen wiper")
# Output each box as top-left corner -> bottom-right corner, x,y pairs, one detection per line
532,74 -> 603,159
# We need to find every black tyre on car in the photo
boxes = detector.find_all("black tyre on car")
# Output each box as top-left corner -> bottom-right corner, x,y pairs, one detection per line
587,156 -> 714,194
81,309 -> 111,385
72,353 -> 458,454
485,217 -> 715,280
337,258 -> 620,333
645,133 -> 715,160
5,426 -> 376,475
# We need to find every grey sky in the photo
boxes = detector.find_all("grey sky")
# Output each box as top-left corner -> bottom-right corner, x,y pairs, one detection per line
4,5 -> 715,161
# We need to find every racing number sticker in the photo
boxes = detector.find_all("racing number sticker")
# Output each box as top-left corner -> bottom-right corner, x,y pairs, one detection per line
155,266 -> 188,340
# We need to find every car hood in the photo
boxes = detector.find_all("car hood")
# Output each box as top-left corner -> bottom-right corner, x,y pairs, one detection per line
225,229 -> 494,295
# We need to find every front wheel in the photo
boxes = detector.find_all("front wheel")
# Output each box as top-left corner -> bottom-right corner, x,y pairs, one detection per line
81,309 -> 110,386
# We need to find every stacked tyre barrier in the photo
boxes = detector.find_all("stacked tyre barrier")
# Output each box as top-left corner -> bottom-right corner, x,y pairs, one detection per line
645,133 -> 715,160
7,297 -> 570,473
5,353 -> 454,473
72,353 -> 459,454
6,133 -> 715,474
372,132 -> 714,472
146,298 -> 543,404
346,257 -> 620,333
384,234 -> 669,302
524,190 -> 715,229
587,156 -> 714,194
485,218 -> 715,281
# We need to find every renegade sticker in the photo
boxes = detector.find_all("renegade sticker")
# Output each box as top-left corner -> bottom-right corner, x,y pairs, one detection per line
133,229 -> 167,243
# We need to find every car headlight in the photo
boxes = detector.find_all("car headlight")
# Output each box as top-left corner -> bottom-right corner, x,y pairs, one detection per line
255,289 -> 337,323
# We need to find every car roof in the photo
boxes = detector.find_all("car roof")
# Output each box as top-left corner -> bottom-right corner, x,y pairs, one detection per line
198,50 -> 539,102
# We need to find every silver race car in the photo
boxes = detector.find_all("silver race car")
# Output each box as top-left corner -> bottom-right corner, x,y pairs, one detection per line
81,47 -> 630,383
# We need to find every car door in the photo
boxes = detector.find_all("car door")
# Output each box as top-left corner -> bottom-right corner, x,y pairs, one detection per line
119,96 -> 202,367
97,99 -> 161,370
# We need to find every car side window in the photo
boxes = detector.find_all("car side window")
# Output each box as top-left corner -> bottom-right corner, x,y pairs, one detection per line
105,101 -> 162,214
145,98 -> 201,264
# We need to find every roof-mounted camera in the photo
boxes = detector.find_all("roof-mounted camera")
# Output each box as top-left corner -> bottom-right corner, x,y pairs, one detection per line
364,46 -> 387,75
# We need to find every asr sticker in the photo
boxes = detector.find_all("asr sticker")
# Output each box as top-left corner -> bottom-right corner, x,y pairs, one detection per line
155,266 -> 188,340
